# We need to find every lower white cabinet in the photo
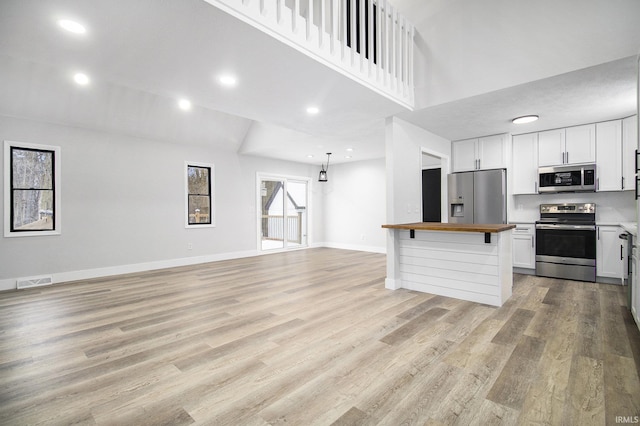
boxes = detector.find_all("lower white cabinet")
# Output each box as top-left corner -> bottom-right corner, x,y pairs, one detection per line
596,226 -> 624,279
512,224 -> 535,269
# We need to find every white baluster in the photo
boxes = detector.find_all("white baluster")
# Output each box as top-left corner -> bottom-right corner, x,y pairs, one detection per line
383,0 -> 389,87
341,0 -> 347,60
359,0 -> 365,71
294,0 -> 300,33
409,24 -> 414,102
376,0 -> 382,81
331,0 -> 339,54
277,0 -> 283,24
367,0 -> 373,76
405,23 -> 411,97
391,5 -> 397,90
319,0 -> 326,47
400,15 -> 405,96
350,0 -> 356,64
307,0 -> 313,40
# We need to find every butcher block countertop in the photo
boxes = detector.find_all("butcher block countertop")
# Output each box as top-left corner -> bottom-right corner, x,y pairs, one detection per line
382,222 -> 516,233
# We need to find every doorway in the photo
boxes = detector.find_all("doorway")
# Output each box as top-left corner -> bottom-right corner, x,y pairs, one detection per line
258,175 -> 309,251
422,168 -> 441,222
421,150 -> 449,223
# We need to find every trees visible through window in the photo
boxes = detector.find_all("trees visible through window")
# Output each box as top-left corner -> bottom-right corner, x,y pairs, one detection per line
10,146 -> 55,232
186,164 -> 212,225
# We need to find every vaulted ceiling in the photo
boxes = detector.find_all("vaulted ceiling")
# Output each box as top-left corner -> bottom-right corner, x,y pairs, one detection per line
0,0 -> 639,165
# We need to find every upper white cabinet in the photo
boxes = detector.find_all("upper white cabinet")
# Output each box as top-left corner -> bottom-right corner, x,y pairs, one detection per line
478,134 -> 508,170
538,124 -> 596,167
565,124 -> 596,164
512,133 -> 538,194
452,138 -> 478,172
622,115 -> 638,190
538,128 -> 565,167
596,120 -> 623,191
452,134 -> 507,172
594,117 -> 637,192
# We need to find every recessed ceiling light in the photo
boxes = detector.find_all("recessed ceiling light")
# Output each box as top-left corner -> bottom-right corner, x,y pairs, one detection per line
178,99 -> 192,111
307,154 -> 314,158
73,72 -> 90,85
512,115 -> 539,124
306,106 -> 320,115
218,74 -> 237,87
345,155 -> 352,159
346,148 -> 354,152
58,19 -> 86,34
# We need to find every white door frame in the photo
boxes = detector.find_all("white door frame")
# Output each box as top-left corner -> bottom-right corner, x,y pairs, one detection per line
256,172 -> 312,252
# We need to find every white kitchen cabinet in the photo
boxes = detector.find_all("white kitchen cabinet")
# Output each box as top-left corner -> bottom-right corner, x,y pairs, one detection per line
597,225 -> 624,279
512,133 -> 538,194
478,134 -> 508,170
538,128 -> 565,167
538,124 -> 596,167
452,138 -> 478,172
565,124 -> 596,164
622,115 -> 638,191
596,120 -> 622,191
452,134 -> 507,172
512,224 -> 535,269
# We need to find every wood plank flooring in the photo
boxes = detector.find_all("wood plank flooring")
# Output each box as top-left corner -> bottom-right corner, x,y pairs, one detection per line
1,248 -> 639,425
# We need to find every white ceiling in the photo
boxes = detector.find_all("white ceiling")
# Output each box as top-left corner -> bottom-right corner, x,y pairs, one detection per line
0,0 -> 638,164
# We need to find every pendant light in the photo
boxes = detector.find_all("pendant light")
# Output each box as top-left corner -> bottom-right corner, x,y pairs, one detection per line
318,153 -> 331,182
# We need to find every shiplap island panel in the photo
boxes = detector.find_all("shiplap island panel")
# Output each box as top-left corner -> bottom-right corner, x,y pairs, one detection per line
383,223 -> 515,307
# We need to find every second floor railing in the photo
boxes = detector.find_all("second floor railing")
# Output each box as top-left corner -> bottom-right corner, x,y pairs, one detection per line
204,0 -> 415,109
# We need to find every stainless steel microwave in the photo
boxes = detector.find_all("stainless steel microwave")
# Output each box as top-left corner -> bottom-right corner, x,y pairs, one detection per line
538,164 -> 596,193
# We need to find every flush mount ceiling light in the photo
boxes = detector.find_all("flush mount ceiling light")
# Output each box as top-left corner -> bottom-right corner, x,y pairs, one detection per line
512,115 -> 539,124
306,106 -> 320,115
218,74 -> 237,87
58,19 -> 86,34
178,99 -> 192,111
318,152 -> 331,182
73,72 -> 90,85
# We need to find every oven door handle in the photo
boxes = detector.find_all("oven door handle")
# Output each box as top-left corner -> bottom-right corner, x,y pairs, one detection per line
535,224 -> 596,231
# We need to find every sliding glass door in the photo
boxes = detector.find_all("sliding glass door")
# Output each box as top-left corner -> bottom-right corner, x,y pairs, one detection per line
258,175 -> 309,251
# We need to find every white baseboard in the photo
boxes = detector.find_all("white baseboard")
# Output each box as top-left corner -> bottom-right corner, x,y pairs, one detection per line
0,249 -> 258,292
0,243 -> 387,292
0,278 -> 17,292
320,242 -> 386,254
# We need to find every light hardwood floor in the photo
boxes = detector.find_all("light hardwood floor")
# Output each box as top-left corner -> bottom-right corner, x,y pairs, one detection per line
1,248 -> 639,425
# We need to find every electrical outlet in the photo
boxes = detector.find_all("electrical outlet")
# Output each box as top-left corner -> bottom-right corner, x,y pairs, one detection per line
187,243 -> 193,250
360,234 -> 366,240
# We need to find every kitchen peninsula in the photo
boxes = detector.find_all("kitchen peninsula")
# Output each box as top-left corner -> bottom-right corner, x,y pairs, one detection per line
382,223 -> 515,307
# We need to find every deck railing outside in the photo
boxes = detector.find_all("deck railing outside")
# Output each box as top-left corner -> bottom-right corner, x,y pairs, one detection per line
203,0 -> 415,109
262,214 -> 302,243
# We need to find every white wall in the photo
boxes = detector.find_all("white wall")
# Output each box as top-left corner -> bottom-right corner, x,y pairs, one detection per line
386,117 -> 451,224
322,158 -> 386,253
0,115 -> 323,290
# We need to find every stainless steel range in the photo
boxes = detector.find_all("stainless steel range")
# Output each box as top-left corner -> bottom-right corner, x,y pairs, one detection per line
535,203 -> 596,282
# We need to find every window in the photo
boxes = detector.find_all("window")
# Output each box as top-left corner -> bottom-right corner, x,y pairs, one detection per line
185,162 -> 214,227
4,141 -> 61,237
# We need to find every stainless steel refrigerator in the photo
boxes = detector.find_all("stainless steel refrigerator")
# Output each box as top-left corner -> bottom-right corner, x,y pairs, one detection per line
447,169 -> 506,224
